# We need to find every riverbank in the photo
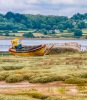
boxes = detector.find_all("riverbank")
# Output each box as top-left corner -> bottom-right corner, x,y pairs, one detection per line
0,36 -> 86,40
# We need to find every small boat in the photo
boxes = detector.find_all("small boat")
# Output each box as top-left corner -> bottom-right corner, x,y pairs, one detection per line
9,44 -> 47,56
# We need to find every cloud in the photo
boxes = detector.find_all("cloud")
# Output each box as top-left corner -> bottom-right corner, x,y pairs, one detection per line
0,0 -> 87,17
51,0 -> 74,4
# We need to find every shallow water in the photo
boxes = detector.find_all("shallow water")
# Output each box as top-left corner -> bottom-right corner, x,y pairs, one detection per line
0,39 -> 87,51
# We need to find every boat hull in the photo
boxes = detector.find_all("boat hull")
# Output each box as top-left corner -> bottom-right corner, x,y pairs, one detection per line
9,45 -> 46,56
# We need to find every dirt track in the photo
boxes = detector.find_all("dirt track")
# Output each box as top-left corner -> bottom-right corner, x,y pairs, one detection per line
0,81 -> 80,96
0,81 -> 76,88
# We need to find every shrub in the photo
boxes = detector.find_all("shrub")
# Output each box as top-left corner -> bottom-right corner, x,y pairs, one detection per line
29,75 -> 67,83
2,65 -> 23,70
46,96 -> 62,100
23,32 -> 34,38
28,92 -> 48,99
6,74 -> 24,83
0,72 -> 9,81
65,77 -> 87,85
0,75 -> 6,81
80,73 -> 87,78
74,29 -> 83,38
23,73 -> 37,80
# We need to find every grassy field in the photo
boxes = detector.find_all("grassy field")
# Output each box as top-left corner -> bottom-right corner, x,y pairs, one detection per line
0,52 -> 87,99
82,29 -> 87,34
0,29 -> 87,39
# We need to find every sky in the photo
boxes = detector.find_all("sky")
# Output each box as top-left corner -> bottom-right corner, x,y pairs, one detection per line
0,0 -> 87,17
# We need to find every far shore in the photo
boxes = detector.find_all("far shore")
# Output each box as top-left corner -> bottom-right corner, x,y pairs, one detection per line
0,36 -> 87,40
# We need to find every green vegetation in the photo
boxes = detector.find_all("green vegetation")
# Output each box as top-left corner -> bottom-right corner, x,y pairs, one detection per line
29,75 -> 66,83
65,77 -> 87,85
0,95 -> 87,100
74,29 -> 83,38
6,74 -> 24,83
46,96 -> 87,100
23,32 -> 34,38
1,12 -> 87,38
0,95 -> 38,100
80,73 -> 87,78
0,52 -> 87,99
2,65 -> 23,70
0,52 -> 87,84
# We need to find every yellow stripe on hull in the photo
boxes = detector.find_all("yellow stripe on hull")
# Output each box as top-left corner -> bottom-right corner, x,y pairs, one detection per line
9,46 -> 46,56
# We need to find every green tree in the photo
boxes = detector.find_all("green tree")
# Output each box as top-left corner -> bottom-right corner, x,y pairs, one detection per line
71,13 -> 85,20
41,29 -> 48,35
5,12 -> 15,19
77,21 -> 86,29
4,31 -> 9,36
64,20 -> 74,29
23,32 -> 34,38
0,11 -> 87,38
74,29 -> 83,38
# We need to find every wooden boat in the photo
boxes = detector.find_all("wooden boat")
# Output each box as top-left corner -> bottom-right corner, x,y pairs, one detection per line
9,44 -> 47,56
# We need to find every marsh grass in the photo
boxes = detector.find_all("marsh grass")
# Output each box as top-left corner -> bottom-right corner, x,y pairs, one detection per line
29,75 -> 63,83
6,74 -> 24,83
0,52 -> 87,84
14,91 -> 48,99
46,96 -> 87,100
79,73 -> 87,78
29,92 -> 48,99
58,87 -> 66,94
0,95 -> 37,100
77,86 -> 87,93
65,77 -> 87,85
2,65 -> 24,70
0,71 -> 9,81
3,89 -> 48,99
0,88 -> 87,100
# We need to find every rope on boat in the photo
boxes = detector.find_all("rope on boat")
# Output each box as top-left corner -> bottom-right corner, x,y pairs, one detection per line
44,44 -> 54,55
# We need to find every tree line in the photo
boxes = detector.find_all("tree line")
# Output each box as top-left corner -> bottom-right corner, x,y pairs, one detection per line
0,12 -> 87,37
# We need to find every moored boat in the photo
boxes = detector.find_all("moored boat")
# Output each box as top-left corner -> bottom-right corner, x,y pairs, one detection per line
9,44 -> 47,56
